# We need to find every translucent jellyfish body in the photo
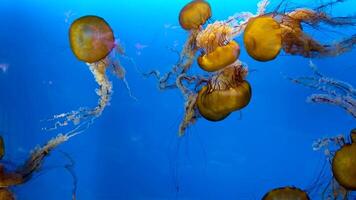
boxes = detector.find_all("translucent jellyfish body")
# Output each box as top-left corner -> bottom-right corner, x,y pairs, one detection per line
262,187 -> 310,200
69,15 -> 115,63
44,15 -> 131,133
179,0 -> 212,30
197,63 -> 251,121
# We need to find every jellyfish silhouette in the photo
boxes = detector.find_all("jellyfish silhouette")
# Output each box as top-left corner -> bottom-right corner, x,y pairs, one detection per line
262,186 -> 310,200
44,15 -> 134,134
0,134 -> 77,199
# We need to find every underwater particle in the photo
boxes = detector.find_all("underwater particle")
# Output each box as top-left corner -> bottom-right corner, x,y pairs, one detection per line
0,188 -> 14,200
197,64 -> 251,121
179,0 -> 212,30
0,136 -> 4,159
69,15 -> 115,63
243,16 -> 282,62
332,143 -> 356,190
262,186 -> 310,200
197,40 -> 240,72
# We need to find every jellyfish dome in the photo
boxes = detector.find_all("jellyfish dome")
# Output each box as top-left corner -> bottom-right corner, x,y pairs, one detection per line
69,15 -> 115,63
197,64 -> 251,121
262,187 -> 310,200
332,143 -> 356,190
197,40 -> 240,72
243,16 -> 282,62
179,0 -> 212,30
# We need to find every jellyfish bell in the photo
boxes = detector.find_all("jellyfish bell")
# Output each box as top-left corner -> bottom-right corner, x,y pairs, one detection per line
332,143 -> 356,190
179,0 -> 212,30
197,64 -> 251,121
243,16 -> 282,62
198,40 -> 240,72
262,186 -> 310,200
69,15 -> 115,63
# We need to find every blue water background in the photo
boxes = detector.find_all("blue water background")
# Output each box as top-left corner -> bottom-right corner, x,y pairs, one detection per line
0,0 -> 355,199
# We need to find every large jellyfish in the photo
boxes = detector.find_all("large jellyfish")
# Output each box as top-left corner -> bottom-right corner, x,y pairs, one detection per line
241,0 -> 356,61
44,15 -> 133,133
0,133 -> 77,199
262,186 -> 310,200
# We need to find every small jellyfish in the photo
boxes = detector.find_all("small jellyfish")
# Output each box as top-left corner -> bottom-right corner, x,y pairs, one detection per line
44,15 -> 133,134
262,187 -> 310,200
243,16 -> 282,62
197,63 -> 251,121
179,0 -> 212,31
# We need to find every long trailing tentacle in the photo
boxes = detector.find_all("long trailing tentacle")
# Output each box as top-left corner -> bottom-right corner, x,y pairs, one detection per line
286,61 -> 356,118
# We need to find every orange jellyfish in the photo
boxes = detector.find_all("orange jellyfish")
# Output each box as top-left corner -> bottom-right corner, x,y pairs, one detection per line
179,0 -> 212,31
262,187 -> 310,200
243,16 -> 282,62
44,15 -> 133,133
197,63 -> 251,121
332,132 -> 356,191
312,129 -> 356,199
196,21 -> 241,72
242,0 -> 356,61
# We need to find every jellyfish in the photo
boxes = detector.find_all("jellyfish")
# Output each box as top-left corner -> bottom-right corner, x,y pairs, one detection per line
287,60 -> 356,118
147,0 -> 259,136
196,62 -> 251,121
312,129 -> 356,199
332,137 -> 356,191
44,15 -> 133,134
262,186 -> 310,200
242,0 -> 356,61
0,132 -> 77,199
243,16 -> 282,62
179,0 -> 212,31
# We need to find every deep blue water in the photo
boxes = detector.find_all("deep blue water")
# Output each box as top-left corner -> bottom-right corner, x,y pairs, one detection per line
0,0 -> 355,199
